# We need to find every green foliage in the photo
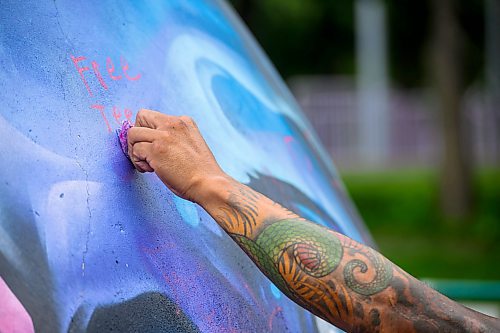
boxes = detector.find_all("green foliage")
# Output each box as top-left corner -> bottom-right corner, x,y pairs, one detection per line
229,0 -> 485,87
229,0 -> 355,77
342,170 -> 500,280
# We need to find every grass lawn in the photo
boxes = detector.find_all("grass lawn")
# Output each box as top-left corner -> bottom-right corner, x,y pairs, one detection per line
341,169 -> 500,280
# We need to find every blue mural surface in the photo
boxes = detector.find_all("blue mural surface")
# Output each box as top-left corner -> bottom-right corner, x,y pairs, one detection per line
0,1 -> 373,332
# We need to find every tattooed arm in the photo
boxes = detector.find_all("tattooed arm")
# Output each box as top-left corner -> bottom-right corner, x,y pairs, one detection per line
196,178 -> 499,332
128,110 -> 500,332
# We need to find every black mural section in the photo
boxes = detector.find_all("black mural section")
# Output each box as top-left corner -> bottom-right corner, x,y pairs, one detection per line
70,292 -> 200,333
247,173 -> 341,231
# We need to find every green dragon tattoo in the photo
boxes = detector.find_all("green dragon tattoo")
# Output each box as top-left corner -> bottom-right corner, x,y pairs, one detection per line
343,247 -> 393,296
213,184 -> 500,331
231,218 -> 392,297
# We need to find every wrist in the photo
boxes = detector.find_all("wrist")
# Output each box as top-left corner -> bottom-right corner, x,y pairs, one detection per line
189,173 -> 235,208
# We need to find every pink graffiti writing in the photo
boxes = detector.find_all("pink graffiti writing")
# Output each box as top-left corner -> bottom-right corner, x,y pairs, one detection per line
71,54 -> 141,96
91,104 -> 134,133
71,53 -> 141,133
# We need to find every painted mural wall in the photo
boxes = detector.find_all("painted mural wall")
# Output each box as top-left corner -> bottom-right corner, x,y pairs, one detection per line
0,1 -> 374,332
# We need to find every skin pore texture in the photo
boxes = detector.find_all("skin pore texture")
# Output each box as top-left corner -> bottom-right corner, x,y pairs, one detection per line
127,109 -> 500,332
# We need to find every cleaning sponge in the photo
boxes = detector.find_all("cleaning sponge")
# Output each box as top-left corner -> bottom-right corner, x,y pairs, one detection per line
117,120 -> 133,160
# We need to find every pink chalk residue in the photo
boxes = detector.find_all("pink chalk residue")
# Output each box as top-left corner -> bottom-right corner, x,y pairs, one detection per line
283,135 -> 293,144
0,277 -> 34,333
117,120 -> 133,157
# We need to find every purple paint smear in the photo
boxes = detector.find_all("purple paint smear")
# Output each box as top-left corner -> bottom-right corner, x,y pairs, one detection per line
117,120 -> 133,159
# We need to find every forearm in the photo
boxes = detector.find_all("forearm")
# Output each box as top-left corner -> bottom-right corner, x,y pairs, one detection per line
196,176 -> 499,332
127,110 -> 498,331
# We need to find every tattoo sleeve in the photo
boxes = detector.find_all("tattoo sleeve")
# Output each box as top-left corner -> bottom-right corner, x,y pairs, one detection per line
200,179 -> 500,332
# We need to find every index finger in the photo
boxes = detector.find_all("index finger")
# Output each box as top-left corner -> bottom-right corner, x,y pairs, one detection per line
135,109 -> 177,129
127,127 -> 158,158
127,126 -> 157,145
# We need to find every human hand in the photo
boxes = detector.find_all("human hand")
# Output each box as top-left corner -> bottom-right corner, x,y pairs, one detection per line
127,109 -> 227,203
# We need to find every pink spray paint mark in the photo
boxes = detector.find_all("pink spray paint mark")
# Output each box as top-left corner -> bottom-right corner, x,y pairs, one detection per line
268,306 -> 283,331
0,277 -> 35,333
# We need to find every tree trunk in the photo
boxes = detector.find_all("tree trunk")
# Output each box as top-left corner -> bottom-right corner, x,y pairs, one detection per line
430,0 -> 474,222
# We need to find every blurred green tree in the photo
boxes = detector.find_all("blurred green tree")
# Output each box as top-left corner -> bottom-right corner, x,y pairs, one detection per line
230,0 -> 355,77
229,0 -> 486,223
430,0 -> 472,223
229,0 -> 484,86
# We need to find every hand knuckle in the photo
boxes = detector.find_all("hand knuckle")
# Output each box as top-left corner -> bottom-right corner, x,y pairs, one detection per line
159,131 -> 170,141
180,115 -> 193,123
172,118 -> 183,126
152,140 -> 166,154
